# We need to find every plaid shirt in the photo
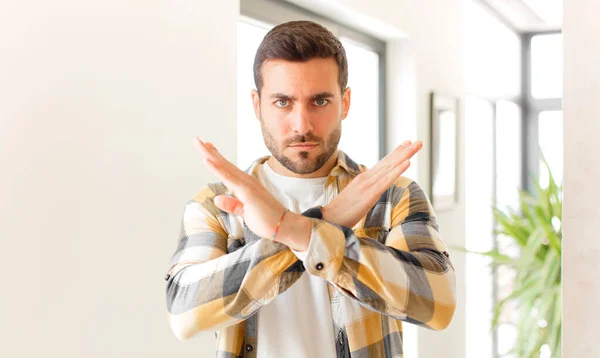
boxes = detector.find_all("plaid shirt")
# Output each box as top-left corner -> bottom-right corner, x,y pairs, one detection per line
165,150 -> 456,357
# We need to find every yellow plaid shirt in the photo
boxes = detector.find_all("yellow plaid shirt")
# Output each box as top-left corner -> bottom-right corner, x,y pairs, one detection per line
165,150 -> 456,357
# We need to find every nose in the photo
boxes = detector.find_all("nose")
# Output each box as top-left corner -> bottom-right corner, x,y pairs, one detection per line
290,104 -> 313,135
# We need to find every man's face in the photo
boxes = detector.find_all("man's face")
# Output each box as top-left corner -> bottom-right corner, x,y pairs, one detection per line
251,57 -> 351,175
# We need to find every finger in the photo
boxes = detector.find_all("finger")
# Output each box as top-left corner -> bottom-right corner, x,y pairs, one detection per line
205,141 -> 216,150
199,139 -> 245,175
194,138 -> 223,161
360,141 -> 409,181
195,137 -> 251,185
370,140 -> 415,173
382,140 -> 421,169
193,137 -> 216,161
205,141 -> 224,160
205,141 -> 235,168
405,140 -> 422,156
214,195 -> 244,216
362,141 -> 420,187
386,160 -> 411,185
203,157 -> 239,192
366,160 -> 411,199
196,139 -> 233,184
392,140 -> 421,160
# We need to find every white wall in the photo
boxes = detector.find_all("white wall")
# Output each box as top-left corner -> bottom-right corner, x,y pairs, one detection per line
563,0 -> 600,356
0,1 -> 239,357
0,0 -> 465,357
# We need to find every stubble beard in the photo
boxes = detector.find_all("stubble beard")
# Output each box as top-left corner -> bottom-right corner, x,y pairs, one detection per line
260,115 -> 342,175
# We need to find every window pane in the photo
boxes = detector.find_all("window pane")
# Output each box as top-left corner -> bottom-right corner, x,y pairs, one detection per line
338,38 -> 380,167
432,110 -> 457,198
495,99 -> 523,358
237,20 -> 270,169
463,0 -> 521,99
495,100 -> 522,212
531,34 -> 563,99
465,96 -> 495,358
538,111 -> 563,187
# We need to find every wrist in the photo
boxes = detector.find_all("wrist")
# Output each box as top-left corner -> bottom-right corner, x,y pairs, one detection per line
275,211 -> 312,251
320,205 -> 330,222
320,204 -> 349,228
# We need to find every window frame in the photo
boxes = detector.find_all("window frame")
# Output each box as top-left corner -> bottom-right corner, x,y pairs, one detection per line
471,2 -> 563,357
521,30 -> 563,192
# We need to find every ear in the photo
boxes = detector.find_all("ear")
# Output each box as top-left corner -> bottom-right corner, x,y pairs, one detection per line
341,87 -> 351,120
251,89 -> 261,121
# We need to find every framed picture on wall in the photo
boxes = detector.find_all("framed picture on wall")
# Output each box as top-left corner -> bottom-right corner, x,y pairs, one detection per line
429,92 -> 459,211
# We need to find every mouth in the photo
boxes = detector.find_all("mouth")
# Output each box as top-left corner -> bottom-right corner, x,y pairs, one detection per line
289,143 -> 318,150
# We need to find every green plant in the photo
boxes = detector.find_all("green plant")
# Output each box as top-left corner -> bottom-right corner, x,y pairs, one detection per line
455,154 -> 562,357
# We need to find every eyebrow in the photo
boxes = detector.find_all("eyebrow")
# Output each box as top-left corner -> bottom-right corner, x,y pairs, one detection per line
268,92 -> 336,101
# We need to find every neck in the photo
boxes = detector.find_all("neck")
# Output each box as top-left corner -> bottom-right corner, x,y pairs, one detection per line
266,149 -> 338,178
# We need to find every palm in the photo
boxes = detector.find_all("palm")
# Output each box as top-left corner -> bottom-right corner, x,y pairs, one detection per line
194,138 -> 285,239
323,140 -> 422,228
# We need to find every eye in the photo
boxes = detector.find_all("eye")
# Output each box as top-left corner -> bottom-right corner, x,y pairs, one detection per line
314,99 -> 329,106
275,99 -> 289,107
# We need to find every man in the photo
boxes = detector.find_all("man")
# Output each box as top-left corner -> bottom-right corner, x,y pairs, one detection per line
165,20 -> 456,358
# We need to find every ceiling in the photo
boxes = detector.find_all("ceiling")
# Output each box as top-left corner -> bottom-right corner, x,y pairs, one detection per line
481,0 -> 562,32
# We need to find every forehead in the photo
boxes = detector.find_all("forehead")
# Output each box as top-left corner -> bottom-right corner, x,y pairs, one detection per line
260,57 -> 340,97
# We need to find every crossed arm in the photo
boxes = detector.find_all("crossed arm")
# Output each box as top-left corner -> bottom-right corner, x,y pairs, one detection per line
164,139 -> 456,340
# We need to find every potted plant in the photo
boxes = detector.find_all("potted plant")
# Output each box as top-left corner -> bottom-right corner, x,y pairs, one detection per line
455,155 -> 562,357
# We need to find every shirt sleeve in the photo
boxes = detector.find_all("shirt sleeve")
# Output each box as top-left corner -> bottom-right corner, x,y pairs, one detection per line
164,185 -> 304,340
300,178 -> 456,330
290,248 -> 309,261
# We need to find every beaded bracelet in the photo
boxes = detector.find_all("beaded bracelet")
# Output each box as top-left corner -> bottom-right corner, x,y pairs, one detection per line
272,209 -> 289,241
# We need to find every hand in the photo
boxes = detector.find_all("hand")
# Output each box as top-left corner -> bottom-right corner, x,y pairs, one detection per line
321,140 -> 422,228
193,137 -> 311,250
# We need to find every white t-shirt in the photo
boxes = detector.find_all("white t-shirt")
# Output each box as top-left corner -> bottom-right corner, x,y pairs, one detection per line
255,160 -> 337,358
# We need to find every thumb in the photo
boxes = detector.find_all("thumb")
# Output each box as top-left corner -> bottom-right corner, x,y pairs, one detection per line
214,195 -> 244,216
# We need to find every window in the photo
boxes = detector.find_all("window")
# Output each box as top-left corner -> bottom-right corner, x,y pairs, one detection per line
525,33 -> 563,189
236,0 -> 385,170
463,0 -> 521,99
495,100 -> 522,212
464,1 -> 523,357
465,96 -> 495,358
531,34 -> 563,99
337,38 -> 380,168
465,3 -> 563,358
538,110 -> 563,188
236,19 -> 271,170
495,100 -> 523,358
464,98 -> 523,358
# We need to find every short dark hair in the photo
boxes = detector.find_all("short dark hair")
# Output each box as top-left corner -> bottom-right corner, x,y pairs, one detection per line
253,20 -> 348,96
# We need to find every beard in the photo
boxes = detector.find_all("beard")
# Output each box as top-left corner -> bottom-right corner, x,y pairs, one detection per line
260,115 -> 342,175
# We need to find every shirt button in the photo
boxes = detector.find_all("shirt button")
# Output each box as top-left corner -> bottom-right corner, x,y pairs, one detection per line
246,344 -> 253,352
316,263 -> 324,270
